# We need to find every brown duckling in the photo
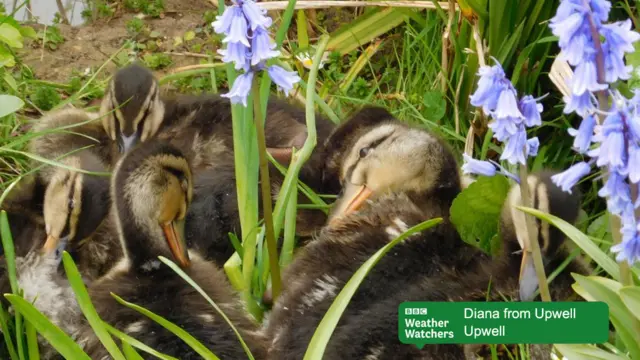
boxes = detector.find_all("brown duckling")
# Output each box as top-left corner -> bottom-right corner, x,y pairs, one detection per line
73,140 -> 267,359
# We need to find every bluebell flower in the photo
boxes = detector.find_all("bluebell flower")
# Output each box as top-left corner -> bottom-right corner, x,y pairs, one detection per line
596,110 -> 628,172
501,127 -> 528,165
572,56 -> 608,95
469,64 -> 508,113
598,170 -> 632,215
212,5 -> 241,35
222,71 -> 254,106
494,88 -> 524,119
218,41 -> 250,71
568,114 -> 596,153
563,92 -> 595,117
628,144 -> 640,183
527,137 -> 540,157
488,117 -> 520,142
602,20 -> 640,55
520,95 -> 543,127
551,161 -> 592,193
562,31 -> 591,66
251,27 -> 280,66
267,65 -> 301,95
222,8 -> 250,47
611,207 -> 640,264
461,154 -> 497,177
241,0 -> 273,31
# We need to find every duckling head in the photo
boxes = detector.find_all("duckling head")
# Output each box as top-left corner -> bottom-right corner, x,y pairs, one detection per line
112,141 -> 193,269
499,170 -> 582,301
41,152 -> 111,258
100,63 -> 165,154
324,107 -> 461,223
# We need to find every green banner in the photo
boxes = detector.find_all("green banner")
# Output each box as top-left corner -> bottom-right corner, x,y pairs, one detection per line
398,302 -> 609,347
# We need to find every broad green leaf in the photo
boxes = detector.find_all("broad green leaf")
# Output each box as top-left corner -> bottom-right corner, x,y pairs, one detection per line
103,323 -> 178,360
296,10 -> 309,50
19,25 -> 37,39
303,218 -> 443,360
0,95 -> 24,118
0,23 -> 23,48
573,275 -> 640,359
518,207 -> 620,280
4,295 -> 91,360
0,48 -> 15,67
111,294 -> 220,360
328,8 -> 406,55
121,342 -> 144,360
619,287 -> 640,322
450,175 -> 510,255
3,72 -> 17,91
421,91 -> 446,122
26,322 -> 40,360
62,252 -> 126,360
159,256 -> 255,359
555,344 -> 630,360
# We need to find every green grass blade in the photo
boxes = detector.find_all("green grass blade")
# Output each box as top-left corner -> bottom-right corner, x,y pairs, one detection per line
517,206 -> 620,280
122,342 -> 144,360
554,344 -> 630,360
0,211 -> 19,294
327,8 -> 407,55
103,322 -> 178,360
302,218 -> 443,360
227,233 -> 244,259
61,252 -> 126,360
0,302 -> 19,360
157,256 -> 255,360
25,321 -> 40,360
3,295 -> 91,360
110,293 -> 220,360
15,312 -> 25,360
619,286 -> 640,322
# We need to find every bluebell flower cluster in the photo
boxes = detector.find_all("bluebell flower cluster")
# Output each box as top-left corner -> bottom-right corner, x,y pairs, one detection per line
213,0 -> 301,106
462,60 -> 542,178
549,0 -> 640,264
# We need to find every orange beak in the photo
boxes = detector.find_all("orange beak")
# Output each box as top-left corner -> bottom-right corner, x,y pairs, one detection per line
161,218 -> 190,268
518,249 -> 538,301
329,184 -> 374,225
42,235 -> 60,255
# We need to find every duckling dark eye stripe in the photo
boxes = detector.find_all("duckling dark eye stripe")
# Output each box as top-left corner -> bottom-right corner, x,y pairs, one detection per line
133,82 -> 158,128
345,132 -> 394,182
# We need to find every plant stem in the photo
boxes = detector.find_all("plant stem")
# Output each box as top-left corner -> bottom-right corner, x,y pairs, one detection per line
252,76 -> 282,301
518,164 -> 552,302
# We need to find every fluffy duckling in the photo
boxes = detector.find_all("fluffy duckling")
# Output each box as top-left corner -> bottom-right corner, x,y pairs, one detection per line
74,140 -> 267,359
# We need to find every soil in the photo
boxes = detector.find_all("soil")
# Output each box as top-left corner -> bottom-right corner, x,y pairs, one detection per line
19,0 -> 218,84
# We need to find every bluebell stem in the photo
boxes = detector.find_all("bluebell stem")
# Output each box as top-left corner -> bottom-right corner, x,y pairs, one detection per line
213,0 -> 301,106
549,0 -> 640,264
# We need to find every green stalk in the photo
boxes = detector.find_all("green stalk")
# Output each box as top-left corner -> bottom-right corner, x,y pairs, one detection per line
280,148 -> 298,268
518,164 -> 551,302
271,36 -> 330,240
252,76 -> 282,300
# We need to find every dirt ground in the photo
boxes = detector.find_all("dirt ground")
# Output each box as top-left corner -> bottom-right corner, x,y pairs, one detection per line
19,0 -> 218,83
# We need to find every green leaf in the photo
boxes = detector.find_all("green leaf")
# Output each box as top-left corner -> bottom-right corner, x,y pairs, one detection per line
0,95 -> 24,118
110,293 -> 221,360
619,287 -> 640,322
3,72 -> 17,91
62,252 -> 126,360
0,211 -> 19,295
626,41 -> 640,69
0,47 -> 15,67
183,31 -> 195,41
554,344 -> 631,360
296,10 -> 309,50
328,8 -> 407,55
19,25 -> 37,39
103,323 -> 178,360
450,175 -> 510,255
3,295 -> 91,360
26,322 -> 40,360
0,23 -> 23,48
122,342 -> 144,360
0,302 -> 19,360
421,91 -> 446,122
158,256 -> 255,360
517,207 -> 620,280
573,275 -> 640,359
303,218 -> 443,360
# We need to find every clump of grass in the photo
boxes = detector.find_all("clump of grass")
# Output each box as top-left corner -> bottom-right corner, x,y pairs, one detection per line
124,0 -> 165,18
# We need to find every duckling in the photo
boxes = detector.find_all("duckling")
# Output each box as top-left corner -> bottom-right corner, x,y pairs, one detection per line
73,140 -> 267,359
265,107 -> 588,359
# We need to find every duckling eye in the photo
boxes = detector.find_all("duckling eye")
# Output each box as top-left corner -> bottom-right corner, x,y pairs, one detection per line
359,147 -> 371,158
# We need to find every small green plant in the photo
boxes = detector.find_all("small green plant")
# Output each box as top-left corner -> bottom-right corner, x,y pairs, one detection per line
124,0 -> 165,18
126,18 -> 145,38
30,86 -> 61,111
37,26 -> 65,51
142,53 -> 172,70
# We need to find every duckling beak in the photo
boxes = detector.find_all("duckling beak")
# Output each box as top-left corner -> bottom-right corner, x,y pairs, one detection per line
161,218 -> 190,268
329,184 -> 373,224
119,134 -> 139,154
518,249 -> 539,301
42,234 -> 60,255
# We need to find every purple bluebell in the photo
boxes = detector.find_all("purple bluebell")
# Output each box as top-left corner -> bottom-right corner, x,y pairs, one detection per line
568,114 -> 596,154
611,206 -> 640,264
596,110 -> 628,172
469,64 -> 508,113
572,56 -> 608,95
222,8 -> 250,47
212,5 -> 241,35
241,0 -> 273,31
267,65 -> 301,96
488,117 -> 520,142
551,161 -> 592,193
628,144 -> 640,183
218,41 -> 250,71
598,170 -> 632,216
563,92 -> 595,117
520,95 -> 543,127
461,154 -> 496,177
500,127 -> 529,165
527,137 -> 540,157
251,26 -> 280,66
222,71 -> 254,106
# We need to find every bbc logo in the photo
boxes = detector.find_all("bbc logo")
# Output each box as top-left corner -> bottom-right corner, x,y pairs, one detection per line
405,308 -> 427,315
